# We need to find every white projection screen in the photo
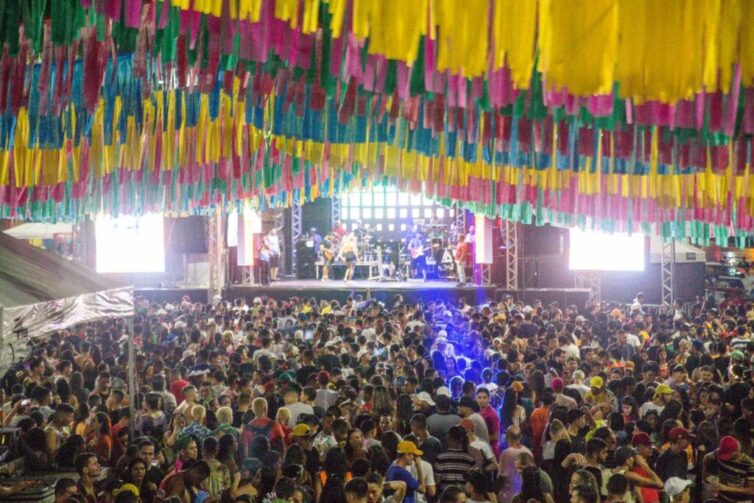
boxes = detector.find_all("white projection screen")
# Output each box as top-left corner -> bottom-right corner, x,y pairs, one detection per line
568,229 -> 645,271
95,214 -> 166,273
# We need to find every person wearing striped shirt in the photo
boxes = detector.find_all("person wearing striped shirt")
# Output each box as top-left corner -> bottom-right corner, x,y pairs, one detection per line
433,425 -> 476,493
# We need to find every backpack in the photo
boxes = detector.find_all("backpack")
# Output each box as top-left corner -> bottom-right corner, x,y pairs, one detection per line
241,419 -> 274,458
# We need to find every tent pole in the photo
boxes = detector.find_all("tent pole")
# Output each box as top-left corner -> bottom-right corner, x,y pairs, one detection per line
127,315 -> 136,444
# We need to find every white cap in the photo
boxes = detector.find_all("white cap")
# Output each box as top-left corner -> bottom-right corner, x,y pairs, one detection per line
294,330 -> 304,340
437,330 -> 448,339
413,391 -> 435,406
436,386 -> 452,398
522,305 -> 533,314
664,478 -> 692,497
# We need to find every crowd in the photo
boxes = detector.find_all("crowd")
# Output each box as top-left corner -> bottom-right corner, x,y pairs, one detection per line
0,291 -> 753,503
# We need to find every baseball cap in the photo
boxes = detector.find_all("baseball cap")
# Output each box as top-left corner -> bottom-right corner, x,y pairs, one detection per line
631,432 -> 652,447
551,378 -> 564,391
590,376 -> 604,388
654,384 -> 673,397
718,435 -> 740,461
664,478 -> 692,497
458,418 -> 475,433
436,386 -> 452,398
731,350 -> 746,362
413,392 -> 435,406
668,427 -> 691,442
292,424 -> 312,437
396,440 -> 423,456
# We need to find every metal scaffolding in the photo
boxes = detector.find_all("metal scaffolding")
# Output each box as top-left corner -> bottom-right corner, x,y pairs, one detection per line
331,196 -> 342,229
503,220 -> 519,290
661,239 -> 676,307
207,212 -> 226,301
453,201 -> 466,234
290,204 -> 302,276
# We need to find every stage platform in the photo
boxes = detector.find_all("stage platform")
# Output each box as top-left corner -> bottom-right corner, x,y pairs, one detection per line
137,279 -> 497,305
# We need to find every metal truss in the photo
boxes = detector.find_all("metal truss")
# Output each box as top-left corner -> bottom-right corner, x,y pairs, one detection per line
479,264 -> 492,285
503,220 -> 519,290
207,212 -> 226,301
331,196 -> 342,229
290,204 -> 302,276
575,270 -> 602,302
661,239 -> 676,307
453,201 -> 466,234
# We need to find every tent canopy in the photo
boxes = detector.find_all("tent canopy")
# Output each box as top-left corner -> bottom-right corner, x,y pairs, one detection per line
0,233 -> 133,372
3,223 -> 73,241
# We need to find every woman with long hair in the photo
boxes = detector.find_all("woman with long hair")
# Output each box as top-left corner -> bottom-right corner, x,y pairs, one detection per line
88,411 -> 113,463
124,457 -> 149,502
394,393 -> 414,435
315,447 -> 349,503
371,386 -> 394,418
549,419 -> 573,503
139,392 -> 168,441
513,465 -> 553,503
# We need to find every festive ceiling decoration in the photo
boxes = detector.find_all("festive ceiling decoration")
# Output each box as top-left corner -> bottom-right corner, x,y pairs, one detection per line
0,0 -> 753,245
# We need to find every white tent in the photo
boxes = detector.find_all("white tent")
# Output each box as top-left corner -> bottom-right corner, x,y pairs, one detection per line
3,222 -> 73,240
0,232 -> 133,373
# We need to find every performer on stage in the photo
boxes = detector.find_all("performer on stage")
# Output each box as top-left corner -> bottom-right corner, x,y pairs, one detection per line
264,227 -> 282,281
336,233 -> 359,283
407,233 -> 427,280
258,241 -> 271,285
454,234 -> 469,286
320,232 -> 335,281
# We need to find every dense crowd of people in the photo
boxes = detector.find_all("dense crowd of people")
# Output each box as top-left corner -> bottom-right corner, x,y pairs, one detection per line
1,291 -> 752,503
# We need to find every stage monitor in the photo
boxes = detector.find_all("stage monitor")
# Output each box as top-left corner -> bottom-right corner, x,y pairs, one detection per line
95,214 -> 165,273
568,228 -> 645,271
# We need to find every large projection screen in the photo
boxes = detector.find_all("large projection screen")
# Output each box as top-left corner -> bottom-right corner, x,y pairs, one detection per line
568,229 -> 645,271
95,214 -> 165,273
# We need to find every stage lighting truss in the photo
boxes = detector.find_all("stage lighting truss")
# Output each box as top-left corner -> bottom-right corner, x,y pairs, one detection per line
661,240 -> 676,307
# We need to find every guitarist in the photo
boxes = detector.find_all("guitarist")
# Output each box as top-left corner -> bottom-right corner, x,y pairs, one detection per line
407,233 -> 427,280
321,232 -> 335,281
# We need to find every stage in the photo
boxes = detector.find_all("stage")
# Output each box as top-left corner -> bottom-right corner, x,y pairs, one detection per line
137,279 -> 497,305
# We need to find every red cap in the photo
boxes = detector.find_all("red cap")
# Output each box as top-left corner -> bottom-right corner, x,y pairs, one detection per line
631,432 -> 652,447
458,419 -> 475,433
668,427 -> 691,442
551,378 -> 564,390
718,436 -> 740,461
317,370 -> 331,383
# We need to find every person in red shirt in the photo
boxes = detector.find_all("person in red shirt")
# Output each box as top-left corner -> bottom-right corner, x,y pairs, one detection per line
240,397 -> 286,459
476,388 -> 500,457
528,390 -> 554,464
170,368 -> 190,404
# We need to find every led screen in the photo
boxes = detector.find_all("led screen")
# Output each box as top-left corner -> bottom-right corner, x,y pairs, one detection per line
568,229 -> 645,271
95,214 -> 165,273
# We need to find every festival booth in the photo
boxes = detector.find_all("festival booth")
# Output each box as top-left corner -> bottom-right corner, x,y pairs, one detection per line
0,232 -> 134,374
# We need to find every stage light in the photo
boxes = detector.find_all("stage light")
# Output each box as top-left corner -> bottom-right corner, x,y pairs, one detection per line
95,214 -> 165,273
568,228 -> 645,271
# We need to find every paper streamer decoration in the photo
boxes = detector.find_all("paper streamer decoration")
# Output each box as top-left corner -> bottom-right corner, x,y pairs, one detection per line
0,0 -> 752,247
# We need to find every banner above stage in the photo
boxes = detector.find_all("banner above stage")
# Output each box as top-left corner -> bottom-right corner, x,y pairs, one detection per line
0,0 -> 753,245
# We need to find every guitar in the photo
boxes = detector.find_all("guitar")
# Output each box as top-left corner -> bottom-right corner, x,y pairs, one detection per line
410,246 -> 425,259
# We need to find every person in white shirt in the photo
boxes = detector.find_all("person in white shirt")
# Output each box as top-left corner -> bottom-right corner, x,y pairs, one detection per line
281,386 -> 314,428
566,370 -> 591,400
459,420 -> 497,473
